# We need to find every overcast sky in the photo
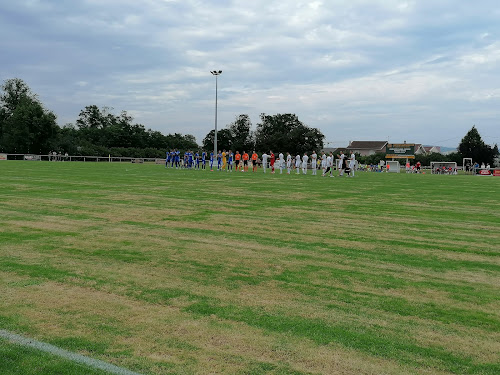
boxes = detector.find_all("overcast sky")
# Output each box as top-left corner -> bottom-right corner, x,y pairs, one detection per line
1,0 -> 500,148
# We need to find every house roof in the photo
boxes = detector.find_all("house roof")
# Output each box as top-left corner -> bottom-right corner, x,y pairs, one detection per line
423,146 -> 441,153
321,147 -> 347,154
347,141 -> 388,150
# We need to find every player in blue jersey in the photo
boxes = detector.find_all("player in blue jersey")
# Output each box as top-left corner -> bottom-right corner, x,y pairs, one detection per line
217,150 -> 222,171
194,151 -> 198,169
170,151 -> 175,168
201,151 -> 207,170
166,151 -> 171,168
175,149 -> 180,168
188,151 -> 193,169
227,150 -> 233,172
210,151 -> 214,171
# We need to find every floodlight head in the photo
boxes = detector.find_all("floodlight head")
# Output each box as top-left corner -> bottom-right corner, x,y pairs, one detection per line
218,70 -> 222,73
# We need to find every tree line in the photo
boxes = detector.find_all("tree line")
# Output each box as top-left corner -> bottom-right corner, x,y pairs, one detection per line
1,78 -> 497,164
0,79 -> 199,158
202,113 -> 325,156
0,78 -> 324,158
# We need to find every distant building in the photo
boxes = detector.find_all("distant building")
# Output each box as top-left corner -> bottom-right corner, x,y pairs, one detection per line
415,145 -> 442,155
321,147 -> 348,155
321,147 -> 337,154
345,141 -> 388,156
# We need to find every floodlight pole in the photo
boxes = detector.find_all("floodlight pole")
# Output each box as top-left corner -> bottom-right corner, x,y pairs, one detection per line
210,70 -> 222,159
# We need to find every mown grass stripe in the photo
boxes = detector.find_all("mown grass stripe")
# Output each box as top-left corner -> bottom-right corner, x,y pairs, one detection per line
1,162 -> 499,374
183,301 -> 500,375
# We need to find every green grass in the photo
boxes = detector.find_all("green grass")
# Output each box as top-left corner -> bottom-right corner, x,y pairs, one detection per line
0,338 -> 110,375
0,161 -> 499,374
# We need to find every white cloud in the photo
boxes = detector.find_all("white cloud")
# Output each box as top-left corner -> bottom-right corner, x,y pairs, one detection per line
460,42 -> 500,66
1,0 -> 500,147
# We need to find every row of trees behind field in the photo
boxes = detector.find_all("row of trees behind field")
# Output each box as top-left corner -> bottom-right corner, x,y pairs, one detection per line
1,78 -> 498,164
0,78 -> 324,157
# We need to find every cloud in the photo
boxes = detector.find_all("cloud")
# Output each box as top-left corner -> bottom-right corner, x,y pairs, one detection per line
1,0 -> 499,147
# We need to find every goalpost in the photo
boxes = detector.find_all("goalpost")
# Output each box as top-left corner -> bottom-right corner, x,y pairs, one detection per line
431,161 -> 457,174
386,161 -> 400,173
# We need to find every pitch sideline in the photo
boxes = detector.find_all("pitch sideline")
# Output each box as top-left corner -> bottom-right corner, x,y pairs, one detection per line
0,329 -> 143,375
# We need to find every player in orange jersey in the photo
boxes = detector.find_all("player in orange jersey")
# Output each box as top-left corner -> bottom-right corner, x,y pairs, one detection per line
234,151 -> 241,171
242,151 -> 249,172
251,151 -> 258,172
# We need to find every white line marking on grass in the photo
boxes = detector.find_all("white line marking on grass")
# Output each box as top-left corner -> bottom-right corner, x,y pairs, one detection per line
0,330 -> 143,375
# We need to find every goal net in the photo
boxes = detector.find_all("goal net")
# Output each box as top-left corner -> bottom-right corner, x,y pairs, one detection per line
431,162 -> 457,174
386,161 -> 400,173
463,158 -> 473,173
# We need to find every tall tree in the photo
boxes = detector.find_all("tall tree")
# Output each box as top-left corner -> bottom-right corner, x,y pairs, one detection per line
0,78 -> 58,153
254,113 -> 324,155
493,144 -> 500,167
202,129 -> 233,151
458,126 -> 495,164
228,114 -> 254,151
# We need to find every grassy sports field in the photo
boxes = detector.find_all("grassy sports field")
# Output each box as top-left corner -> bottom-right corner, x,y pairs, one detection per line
0,161 -> 499,375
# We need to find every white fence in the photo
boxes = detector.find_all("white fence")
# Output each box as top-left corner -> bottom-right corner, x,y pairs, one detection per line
0,153 -> 164,163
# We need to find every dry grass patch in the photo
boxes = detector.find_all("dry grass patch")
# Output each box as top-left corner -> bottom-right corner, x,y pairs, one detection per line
0,278 -> 422,374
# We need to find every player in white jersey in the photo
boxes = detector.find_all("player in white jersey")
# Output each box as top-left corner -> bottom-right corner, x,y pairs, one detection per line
278,152 -> 284,174
338,151 -> 345,176
286,153 -> 292,174
295,154 -> 301,174
311,151 -> 317,175
349,151 -> 356,177
261,152 -> 268,173
321,151 -> 327,175
302,153 -> 309,174
323,154 -> 334,177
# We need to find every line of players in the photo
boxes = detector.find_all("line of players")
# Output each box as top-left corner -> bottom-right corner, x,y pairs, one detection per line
166,149 -> 357,177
